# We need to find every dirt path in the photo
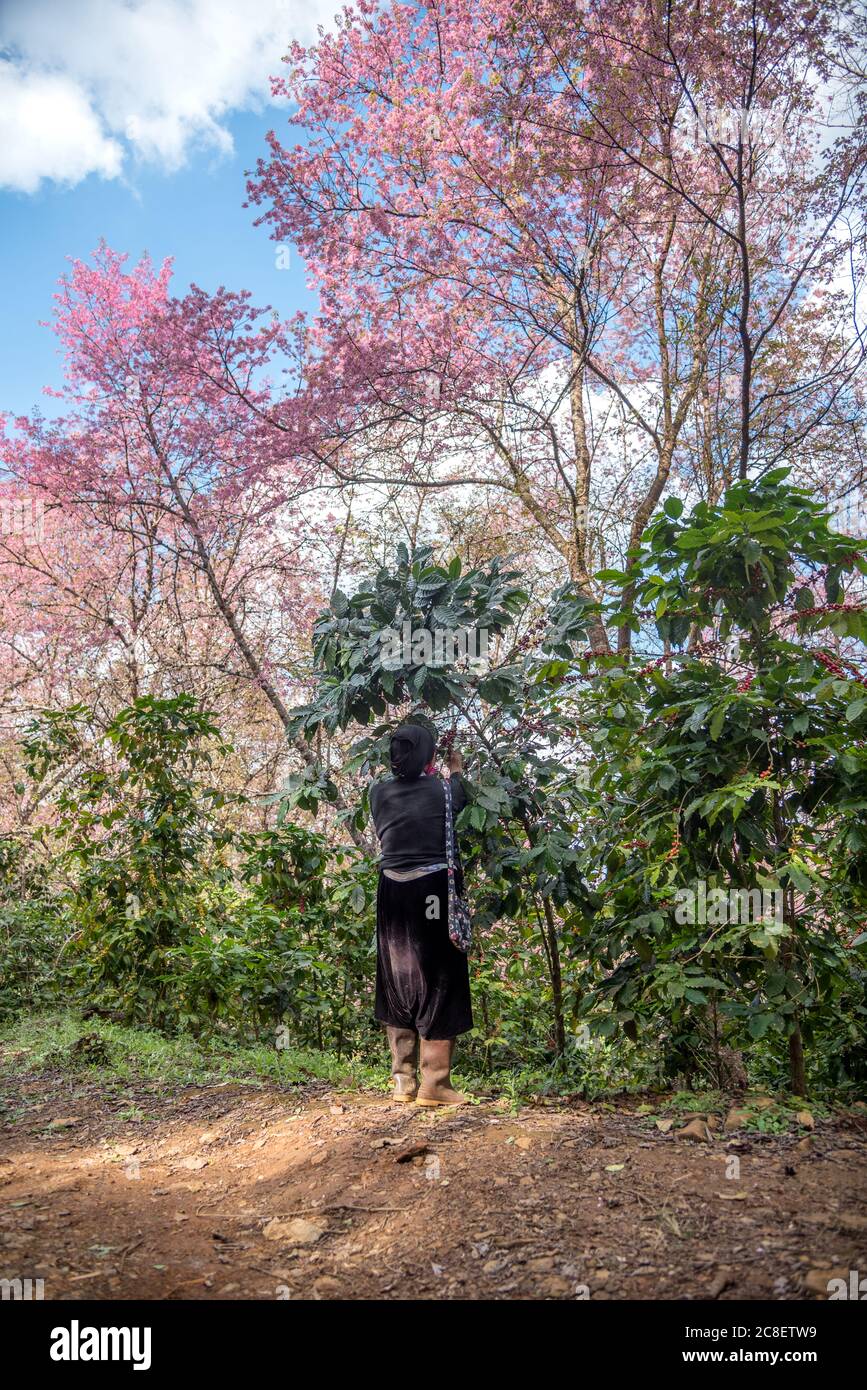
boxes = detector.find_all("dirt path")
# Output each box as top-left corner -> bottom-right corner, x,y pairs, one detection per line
2,1064 -> 866,1301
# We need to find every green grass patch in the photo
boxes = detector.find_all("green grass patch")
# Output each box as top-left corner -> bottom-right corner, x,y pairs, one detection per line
0,1010 -> 383,1094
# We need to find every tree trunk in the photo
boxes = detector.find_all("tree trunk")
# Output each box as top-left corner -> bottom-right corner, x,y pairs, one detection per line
781,885 -> 806,1095
788,1025 -> 806,1097
542,895 -> 567,1055
144,411 -> 370,850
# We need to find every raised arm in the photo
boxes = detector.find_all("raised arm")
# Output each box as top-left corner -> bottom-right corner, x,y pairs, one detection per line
446,749 -> 467,814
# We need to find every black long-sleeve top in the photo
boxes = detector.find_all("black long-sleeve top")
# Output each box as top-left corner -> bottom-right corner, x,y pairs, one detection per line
369,773 -> 468,871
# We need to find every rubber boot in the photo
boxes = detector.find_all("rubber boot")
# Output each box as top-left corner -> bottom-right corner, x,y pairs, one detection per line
416,1037 -> 467,1106
386,1026 -> 418,1102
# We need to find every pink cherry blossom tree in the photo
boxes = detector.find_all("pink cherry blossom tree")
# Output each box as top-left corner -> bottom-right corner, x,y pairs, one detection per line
0,246 -> 369,839
247,0 -> 866,651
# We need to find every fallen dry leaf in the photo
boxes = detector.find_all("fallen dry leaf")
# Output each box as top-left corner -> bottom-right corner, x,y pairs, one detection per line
263,1217 -> 326,1246
709,1266 -> 734,1298
677,1118 -> 713,1143
804,1267 -> 846,1296
725,1107 -> 750,1130
839,1213 -> 867,1231
312,1275 -> 342,1299
394,1143 -> 429,1164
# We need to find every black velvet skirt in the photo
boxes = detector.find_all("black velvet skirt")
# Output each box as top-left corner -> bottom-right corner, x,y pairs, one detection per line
374,868 -> 473,1040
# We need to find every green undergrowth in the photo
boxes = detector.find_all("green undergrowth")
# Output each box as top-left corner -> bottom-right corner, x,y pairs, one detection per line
3,1013 -> 864,1122
0,1010 -> 380,1095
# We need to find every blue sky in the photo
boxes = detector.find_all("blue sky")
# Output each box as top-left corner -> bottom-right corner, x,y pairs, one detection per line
0,0 -> 336,419
1,110 -> 314,417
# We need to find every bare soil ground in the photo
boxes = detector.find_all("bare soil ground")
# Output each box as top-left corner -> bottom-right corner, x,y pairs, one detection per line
2,1062 -> 866,1301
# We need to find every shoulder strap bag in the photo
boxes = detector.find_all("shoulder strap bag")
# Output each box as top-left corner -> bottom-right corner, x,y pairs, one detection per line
443,775 -> 472,953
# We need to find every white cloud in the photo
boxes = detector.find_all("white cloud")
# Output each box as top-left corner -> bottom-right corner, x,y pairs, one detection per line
0,66 -> 123,193
0,0 -> 338,193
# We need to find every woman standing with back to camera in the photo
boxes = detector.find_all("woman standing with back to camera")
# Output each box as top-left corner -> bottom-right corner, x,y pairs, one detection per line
368,724 -> 473,1106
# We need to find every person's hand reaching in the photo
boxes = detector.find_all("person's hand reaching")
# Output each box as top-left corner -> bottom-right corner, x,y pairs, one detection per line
447,748 -> 464,774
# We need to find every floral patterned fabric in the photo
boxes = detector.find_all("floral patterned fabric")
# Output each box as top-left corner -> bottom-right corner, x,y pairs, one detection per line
443,776 -> 472,953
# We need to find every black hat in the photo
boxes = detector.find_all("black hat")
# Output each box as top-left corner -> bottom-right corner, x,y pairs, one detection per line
389,724 -> 436,780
